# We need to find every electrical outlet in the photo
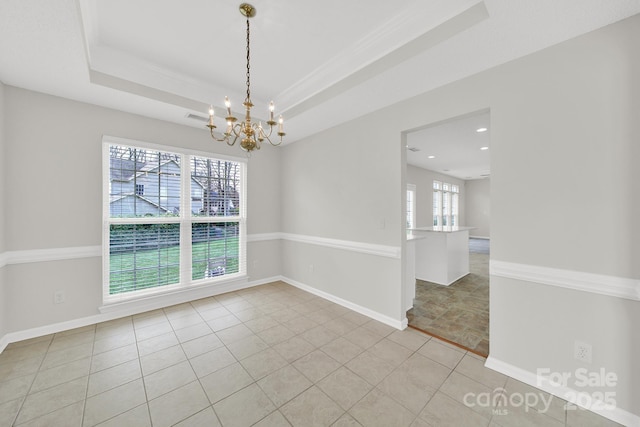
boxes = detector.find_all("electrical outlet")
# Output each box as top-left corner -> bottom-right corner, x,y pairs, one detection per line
54,291 -> 65,304
574,340 -> 592,363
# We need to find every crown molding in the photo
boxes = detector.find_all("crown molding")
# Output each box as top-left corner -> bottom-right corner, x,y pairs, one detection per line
278,1 -> 488,117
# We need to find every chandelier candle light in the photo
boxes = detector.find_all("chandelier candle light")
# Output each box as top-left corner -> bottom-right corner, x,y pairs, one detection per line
207,3 -> 285,153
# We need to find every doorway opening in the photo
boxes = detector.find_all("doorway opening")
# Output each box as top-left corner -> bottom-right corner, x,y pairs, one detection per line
404,109 -> 490,356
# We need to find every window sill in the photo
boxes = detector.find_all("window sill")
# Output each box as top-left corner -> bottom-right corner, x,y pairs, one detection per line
98,275 -> 249,316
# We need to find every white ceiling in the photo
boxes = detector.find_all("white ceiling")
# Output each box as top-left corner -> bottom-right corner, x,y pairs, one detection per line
406,110 -> 490,181
1,0 -> 640,144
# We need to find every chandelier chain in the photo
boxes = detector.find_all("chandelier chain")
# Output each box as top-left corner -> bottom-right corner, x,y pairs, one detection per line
207,4 -> 285,153
245,18 -> 251,104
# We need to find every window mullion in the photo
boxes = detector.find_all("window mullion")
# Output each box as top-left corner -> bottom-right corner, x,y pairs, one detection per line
105,139 -> 246,303
180,154 -> 192,287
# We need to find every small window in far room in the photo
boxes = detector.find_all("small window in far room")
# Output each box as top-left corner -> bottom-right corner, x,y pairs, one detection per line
406,184 -> 416,229
433,180 -> 459,228
433,181 -> 442,227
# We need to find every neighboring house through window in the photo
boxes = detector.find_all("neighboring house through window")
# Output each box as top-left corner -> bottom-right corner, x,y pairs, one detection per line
104,138 -> 246,303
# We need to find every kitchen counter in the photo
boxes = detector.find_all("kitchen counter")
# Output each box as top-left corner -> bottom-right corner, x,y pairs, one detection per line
410,226 -> 474,286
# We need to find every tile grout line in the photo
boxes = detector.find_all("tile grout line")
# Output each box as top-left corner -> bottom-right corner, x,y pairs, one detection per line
80,325 -> 97,427
132,312 -> 154,427
4,281 -> 606,427
11,328 -> 93,426
184,298 -> 226,427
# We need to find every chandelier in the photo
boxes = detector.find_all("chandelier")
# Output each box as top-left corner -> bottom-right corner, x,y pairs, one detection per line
207,3 -> 285,153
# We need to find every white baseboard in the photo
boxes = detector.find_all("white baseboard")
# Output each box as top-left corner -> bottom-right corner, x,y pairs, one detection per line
0,335 -> 11,354
441,271 -> 470,287
0,274 -> 405,353
485,356 -> 640,427
279,275 -> 406,330
0,275 -> 282,353
99,276 -> 254,314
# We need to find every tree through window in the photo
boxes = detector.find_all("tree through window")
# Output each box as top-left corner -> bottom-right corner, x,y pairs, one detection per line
104,140 -> 246,302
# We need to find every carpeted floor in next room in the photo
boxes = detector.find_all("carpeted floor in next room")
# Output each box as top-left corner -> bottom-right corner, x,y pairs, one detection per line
407,238 -> 490,356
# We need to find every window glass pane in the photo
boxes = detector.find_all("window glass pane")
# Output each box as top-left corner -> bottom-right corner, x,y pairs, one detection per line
109,223 -> 180,295
443,192 -> 450,226
452,184 -> 459,193
406,190 -> 415,229
192,222 -> 240,280
433,190 -> 440,227
452,193 -> 459,226
109,145 -> 181,218
191,157 -> 242,217
433,181 -> 441,190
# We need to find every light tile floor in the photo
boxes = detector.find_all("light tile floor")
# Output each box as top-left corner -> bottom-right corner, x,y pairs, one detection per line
0,281 -> 621,427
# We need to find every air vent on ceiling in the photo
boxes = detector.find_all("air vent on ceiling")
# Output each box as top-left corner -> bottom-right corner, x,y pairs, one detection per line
407,146 -> 421,152
480,173 -> 491,177
186,113 -> 209,123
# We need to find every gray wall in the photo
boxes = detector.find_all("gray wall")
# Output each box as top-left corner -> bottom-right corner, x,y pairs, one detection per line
1,10 -> 638,419
0,81 -> 6,338
406,164 -> 466,229
465,178 -> 490,238
280,126 -> 403,321
2,87 -> 281,332
488,15 -> 639,416
282,13 -> 639,417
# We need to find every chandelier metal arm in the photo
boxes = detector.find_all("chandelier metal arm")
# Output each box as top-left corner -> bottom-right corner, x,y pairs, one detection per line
208,126 -> 238,146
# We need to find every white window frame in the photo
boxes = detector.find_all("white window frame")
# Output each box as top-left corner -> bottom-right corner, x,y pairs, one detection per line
451,184 -> 459,227
433,181 -> 442,227
433,180 -> 459,229
406,184 -> 416,229
102,136 -> 247,304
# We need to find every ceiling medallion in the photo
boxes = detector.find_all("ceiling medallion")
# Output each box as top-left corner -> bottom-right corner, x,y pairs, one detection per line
207,3 -> 285,153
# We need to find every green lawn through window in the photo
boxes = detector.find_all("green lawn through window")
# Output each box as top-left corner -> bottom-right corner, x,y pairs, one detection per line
109,239 -> 239,294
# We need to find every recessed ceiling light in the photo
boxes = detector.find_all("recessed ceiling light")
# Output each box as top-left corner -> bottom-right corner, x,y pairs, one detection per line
480,146 -> 489,150
427,155 -> 435,159
476,127 -> 488,133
